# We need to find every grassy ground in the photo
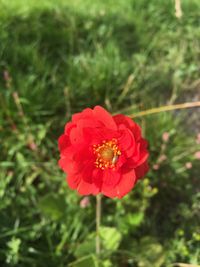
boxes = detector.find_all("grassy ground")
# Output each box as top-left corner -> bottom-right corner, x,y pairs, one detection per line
0,0 -> 200,266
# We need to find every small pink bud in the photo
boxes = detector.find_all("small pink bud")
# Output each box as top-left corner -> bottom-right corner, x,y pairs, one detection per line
153,164 -> 160,170
158,154 -> 167,163
194,151 -> 200,160
185,162 -> 192,169
196,133 -> 200,144
28,142 -> 37,151
80,197 -> 90,208
3,70 -> 11,81
162,132 -> 170,142
11,124 -> 17,131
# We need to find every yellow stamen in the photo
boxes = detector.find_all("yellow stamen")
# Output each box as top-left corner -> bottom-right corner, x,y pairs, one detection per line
93,139 -> 121,170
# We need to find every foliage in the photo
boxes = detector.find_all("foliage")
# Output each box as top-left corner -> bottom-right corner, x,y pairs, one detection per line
0,0 -> 200,266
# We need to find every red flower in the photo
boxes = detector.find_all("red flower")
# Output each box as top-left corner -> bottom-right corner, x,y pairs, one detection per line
58,106 -> 149,198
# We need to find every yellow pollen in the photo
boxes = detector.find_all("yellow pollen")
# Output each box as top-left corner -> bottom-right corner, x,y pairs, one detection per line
101,148 -> 114,161
93,139 -> 121,170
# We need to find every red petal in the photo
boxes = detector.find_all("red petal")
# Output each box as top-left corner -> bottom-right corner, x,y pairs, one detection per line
58,134 -> 70,152
101,170 -> 121,197
93,106 -> 117,130
83,127 -> 119,145
135,139 -> 149,166
135,161 -> 149,179
76,118 -> 103,130
66,174 -> 81,190
113,114 -> 141,141
118,127 -> 135,157
72,108 -> 93,122
69,126 -> 83,145
101,187 -> 118,198
122,139 -> 149,169
102,170 -> 121,187
58,157 -> 77,174
115,169 -> 136,198
77,179 -> 99,195
92,168 -> 103,188
68,119 -> 104,145
78,159 -> 94,183
115,154 -> 126,169
64,122 -> 76,135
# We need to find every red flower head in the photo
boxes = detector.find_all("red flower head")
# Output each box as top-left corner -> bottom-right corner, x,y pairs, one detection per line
58,106 -> 149,198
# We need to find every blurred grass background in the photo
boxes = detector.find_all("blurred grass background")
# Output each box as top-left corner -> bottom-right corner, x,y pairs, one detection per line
0,0 -> 200,266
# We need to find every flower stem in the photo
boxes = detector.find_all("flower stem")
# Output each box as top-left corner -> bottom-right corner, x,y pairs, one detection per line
96,194 -> 102,256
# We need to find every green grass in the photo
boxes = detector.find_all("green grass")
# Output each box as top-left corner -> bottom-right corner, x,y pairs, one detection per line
0,0 -> 200,266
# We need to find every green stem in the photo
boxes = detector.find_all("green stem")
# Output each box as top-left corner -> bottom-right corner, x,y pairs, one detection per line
96,194 -> 102,255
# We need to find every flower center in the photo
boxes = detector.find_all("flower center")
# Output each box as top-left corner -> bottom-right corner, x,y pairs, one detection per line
93,138 -> 121,170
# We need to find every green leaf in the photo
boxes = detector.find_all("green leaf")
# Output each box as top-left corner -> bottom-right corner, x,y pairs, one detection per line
7,237 -> 21,254
100,260 -> 113,267
74,236 -> 95,258
132,237 -> 165,267
37,126 -> 47,141
38,193 -> 66,220
126,212 -> 144,226
74,227 -> 122,258
100,226 -> 122,252
6,237 -> 21,264
16,152 -> 27,168
69,254 -> 98,267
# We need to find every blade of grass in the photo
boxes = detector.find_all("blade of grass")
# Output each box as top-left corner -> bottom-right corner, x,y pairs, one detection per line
126,101 -> 200,118
171,263 -> 200,267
